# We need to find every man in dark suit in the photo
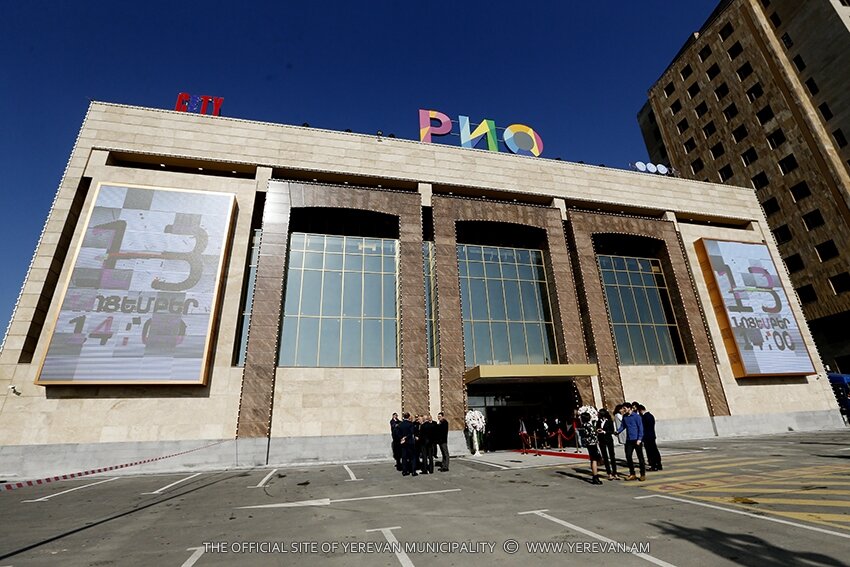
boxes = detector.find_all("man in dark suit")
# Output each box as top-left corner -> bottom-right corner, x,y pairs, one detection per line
390,413 -> 402,471
436,412 -> 450,471
419,414 -> 436,474
638,404 -> 662,471
397,413 -> 417,476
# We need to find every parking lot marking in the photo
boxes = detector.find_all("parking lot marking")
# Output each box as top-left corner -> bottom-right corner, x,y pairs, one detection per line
343,465 -> 362,482
142,473 -> 201,495
462,459 -> 509,470
239,488 -> 461,509
21,477 -> 119,502
365,527 -> 415,567
638,472 -> 731,486
635,494 -> 850,540
250,469 -> 278,489
699,459 -> 780,470
181,546 -> 205,567
518,509 -> 677,566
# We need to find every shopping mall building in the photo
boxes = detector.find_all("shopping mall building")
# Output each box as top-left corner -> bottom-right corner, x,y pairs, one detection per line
0,102 -> 842,475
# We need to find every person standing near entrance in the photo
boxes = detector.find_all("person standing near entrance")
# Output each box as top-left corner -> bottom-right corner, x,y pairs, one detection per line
578,412 -> 603,485
436,412 -> 450,471
596,408 -> 620,480
390,412 -> 402,471
397,412 -> 417,476
615,403 -> 646,481
638,404 -> 662,471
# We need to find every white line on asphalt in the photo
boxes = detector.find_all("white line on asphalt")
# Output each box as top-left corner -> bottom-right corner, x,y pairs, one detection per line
250,469 -> 278,488
181,546 -> 205,567
22,477 -> 120,503
838,447 -> 850,452
366,526 -> 415,567
343,464 -> 362,481
519,509 -> 678,567
634,494 -> 850,540
238,488 -> 462,509
142,473 -> 202,495
461,459 -> 509,470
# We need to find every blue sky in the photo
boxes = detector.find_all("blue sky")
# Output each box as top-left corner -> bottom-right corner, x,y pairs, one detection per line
0,0 -> 718,339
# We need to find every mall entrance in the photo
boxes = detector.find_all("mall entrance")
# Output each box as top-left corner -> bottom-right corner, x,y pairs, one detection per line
466,381 -> 580,451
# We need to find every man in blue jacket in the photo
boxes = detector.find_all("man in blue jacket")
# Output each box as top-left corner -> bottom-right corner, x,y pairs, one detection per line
615,403 -> 646,481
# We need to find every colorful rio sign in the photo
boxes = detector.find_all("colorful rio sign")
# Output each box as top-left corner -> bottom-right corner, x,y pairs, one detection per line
174,93 -> 224,116
418,109 -> 544,157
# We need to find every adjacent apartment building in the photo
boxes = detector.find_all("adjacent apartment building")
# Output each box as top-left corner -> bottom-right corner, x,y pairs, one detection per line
639,0 -> 850,372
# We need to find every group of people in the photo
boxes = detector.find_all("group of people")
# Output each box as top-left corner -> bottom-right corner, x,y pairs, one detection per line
389,412 -> 450,476
518,415 -> 585,451
577,402 -> 663,485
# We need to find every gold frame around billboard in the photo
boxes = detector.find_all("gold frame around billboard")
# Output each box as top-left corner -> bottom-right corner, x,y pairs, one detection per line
34,181 -> 237,386
694,237 -> 815,378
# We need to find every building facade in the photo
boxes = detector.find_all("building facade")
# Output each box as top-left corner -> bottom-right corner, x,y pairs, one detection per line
639,0 -> 850,371
0,102 -> 841,476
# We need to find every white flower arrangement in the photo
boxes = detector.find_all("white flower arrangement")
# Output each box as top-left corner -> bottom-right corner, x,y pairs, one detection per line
577,405 -> 598,423
465,409 -> 486,432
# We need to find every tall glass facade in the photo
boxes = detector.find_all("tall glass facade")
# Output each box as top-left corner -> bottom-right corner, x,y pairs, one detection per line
424,242 -> 439,367
598,255 -> 686,365
458,244 -> 559,367
236,228 -> 262,366
279,233 -> 399,367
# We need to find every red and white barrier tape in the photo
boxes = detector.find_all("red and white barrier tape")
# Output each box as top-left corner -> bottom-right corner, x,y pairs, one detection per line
1,439 -> 230,492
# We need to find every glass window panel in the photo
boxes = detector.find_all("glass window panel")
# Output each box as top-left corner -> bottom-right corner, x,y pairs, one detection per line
341,319 -> 362,366
544,324 -> 558,363
598,256 -> 613,270
304,252 -> 323,269
490,322 -> 510,364
615,270 -> 632,286
613,257 -> 627,270
534,264 -> 547,281
487,280 -> 506,320
458,261 -> 468,277
362,239 -> 381,254
504,281 -> 523,321
620,288 -> 639,323
363,319 -> 382,366
463,321 -> 473,367
382,256 -> 396,273
629,271 -> 644,287
345,238 -> 364,254
657,326 -> 677,364
499,248 -> 516,263
613,325 -> 634,364
318,318 -> 341,367
342,273 -> 363,317
526,323 -> 545,364
364,255 -> 382,272
657,288 -> 677,324
283,269 -> 302,316
646,288 -> 667,324
470,279 -> 489,320
467,261 -> 484,278
324,253 -> 343,271
456,245 -> 466,262
605,286 -> 625,324
290,233 -> 305,251
325,236 -> 344,253
344,253 -> 363,271
633,287 -> 652,324
538,281 -> 554,323
654,273 -> 667,287
509,323 -> 529,364
382,274 -> 397,318
473,322 -> 492,365
296,317 -> 319,366
516,249 -> 531,264
530,250 -> 543,265
484,261 -> 501,278
482,247 -> 499,263
625,258 -> 639,271
305,234 -> 324,251
500,262 -> 518,279
602,270 -> 617,285
520,281 -> 542,321
643,325 -> 663,365
382,239 -> 396,255
300,271 -> 322,316
363,273 -> 382,317
460,278 -> 471,321
321,271 -> 342,316
279,316 -> 297,366
517,263 -> 535,280
628,325 -> 649,364
638,259 -> 652,272
466,246 -> 483,261
289,250 -> 304,269
383,320 -> 398,366
642,272 -> 656,287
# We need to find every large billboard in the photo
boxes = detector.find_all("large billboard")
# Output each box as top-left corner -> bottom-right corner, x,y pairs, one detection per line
37,184 -> 235,385
696,239 -> 815,377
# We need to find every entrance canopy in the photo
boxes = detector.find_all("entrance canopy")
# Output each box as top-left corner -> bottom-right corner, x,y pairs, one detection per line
463,364 -> 598,386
